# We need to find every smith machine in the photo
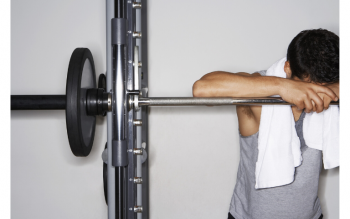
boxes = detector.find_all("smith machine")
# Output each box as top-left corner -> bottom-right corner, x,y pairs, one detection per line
11,0 -> 339,219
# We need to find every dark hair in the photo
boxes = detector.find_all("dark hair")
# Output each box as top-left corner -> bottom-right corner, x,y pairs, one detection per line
286,29 -> 339,83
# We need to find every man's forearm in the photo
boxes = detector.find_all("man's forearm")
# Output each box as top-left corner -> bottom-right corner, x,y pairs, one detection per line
192,71 -> 286,98
192,71 -> 337,113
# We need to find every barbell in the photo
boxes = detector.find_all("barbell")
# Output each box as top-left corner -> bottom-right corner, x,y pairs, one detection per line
11,48 -> 111,157
11,47 -> 339,157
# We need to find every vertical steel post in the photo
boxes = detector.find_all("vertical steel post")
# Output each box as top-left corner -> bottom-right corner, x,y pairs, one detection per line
135,1 -> 142,219
126,0 -> 136,218
140,1 -> 150,218
112,0 -> 127,218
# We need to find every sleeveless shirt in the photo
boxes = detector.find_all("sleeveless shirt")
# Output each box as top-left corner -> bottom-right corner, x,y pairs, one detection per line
229,107 -> 323,219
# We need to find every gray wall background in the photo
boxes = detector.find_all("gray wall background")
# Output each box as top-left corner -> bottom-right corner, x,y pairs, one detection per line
11,0 -> 339,218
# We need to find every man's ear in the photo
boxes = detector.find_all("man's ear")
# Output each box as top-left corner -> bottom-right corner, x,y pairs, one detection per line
284,61 -> 292,78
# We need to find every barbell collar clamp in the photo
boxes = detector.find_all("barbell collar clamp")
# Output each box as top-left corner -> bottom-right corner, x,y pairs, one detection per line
86,89 -> 112,116
127,90 -> 142,112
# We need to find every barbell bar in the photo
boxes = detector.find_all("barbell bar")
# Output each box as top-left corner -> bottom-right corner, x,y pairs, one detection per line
128,96 -> 339,108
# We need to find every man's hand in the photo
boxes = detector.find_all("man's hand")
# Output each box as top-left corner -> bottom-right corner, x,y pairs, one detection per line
279,79 -> 338,113
316,82 -> 339,111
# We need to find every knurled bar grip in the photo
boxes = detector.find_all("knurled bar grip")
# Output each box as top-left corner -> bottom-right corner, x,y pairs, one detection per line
137,97 -> 339,106
11,95 -> 66,110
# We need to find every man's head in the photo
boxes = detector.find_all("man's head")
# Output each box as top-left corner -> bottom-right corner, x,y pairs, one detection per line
284,29 -> 339,84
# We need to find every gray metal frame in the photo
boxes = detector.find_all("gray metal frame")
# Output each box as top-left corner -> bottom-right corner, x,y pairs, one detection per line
106,1 -> 149,219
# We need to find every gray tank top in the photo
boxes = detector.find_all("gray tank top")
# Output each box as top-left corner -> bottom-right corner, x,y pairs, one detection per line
229,111 -> 323,219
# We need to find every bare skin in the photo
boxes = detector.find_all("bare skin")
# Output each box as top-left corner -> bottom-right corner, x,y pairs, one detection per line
192,61 -> 339,136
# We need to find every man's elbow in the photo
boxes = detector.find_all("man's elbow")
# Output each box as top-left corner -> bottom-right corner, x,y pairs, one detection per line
200,71 -> 221,80
192,80 -> 210,97
193,71 -> 223,97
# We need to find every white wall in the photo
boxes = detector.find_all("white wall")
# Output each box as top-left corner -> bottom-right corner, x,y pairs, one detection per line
11,0 -> 339,219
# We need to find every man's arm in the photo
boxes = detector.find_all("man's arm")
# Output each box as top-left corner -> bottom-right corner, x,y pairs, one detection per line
192,71 -> 338,113
192,71 -> 338,136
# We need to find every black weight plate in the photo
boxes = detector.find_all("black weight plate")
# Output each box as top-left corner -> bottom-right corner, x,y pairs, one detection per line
66,48 -> 96,157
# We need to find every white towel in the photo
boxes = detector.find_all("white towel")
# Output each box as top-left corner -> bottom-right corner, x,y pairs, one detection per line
303,108 -> 339,169
255,57 -> 339,189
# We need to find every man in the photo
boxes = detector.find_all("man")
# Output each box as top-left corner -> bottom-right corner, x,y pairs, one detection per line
192,29 -> 339,219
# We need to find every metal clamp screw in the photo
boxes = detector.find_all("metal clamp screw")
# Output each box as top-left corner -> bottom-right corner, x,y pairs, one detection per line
133,148 -> 143,155
133,61 -> 142,67
133,119 -> 142,126
134,206 -> 143,213
132,2 -> 142,9
133,32 -> 142,38
133,177 -> 143,184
